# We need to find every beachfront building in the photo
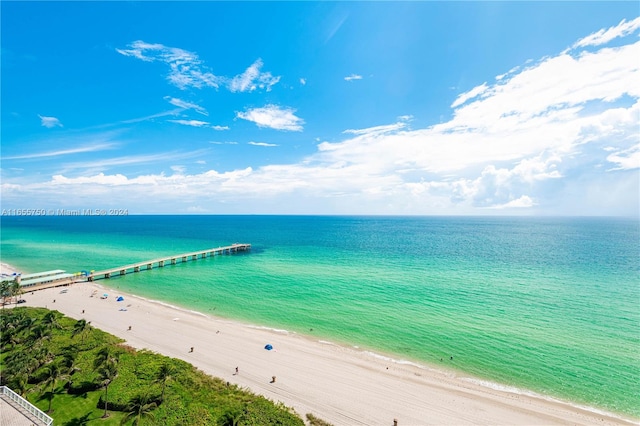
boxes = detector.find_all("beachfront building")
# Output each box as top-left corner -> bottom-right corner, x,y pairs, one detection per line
18,270 -> 76,289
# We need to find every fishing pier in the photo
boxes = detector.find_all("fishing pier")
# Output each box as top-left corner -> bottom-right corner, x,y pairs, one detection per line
88,243 -> 251,281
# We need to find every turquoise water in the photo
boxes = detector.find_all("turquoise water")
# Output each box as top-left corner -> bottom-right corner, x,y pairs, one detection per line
1,215 -> 638,417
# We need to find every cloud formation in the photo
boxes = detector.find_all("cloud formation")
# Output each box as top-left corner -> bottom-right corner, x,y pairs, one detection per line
229,59 -> 280,92
236,105 -> 304,131
38,115 -> 63,128
118,41 -> 280,93
167,119 -> 211,128
248,141 -> 279,147
164,97 -> 208,116
2,143 -> 115,160
344,74 -> 362,81
117,41 -> 222,90
166,120 -> 229,130
573,17 -> 640,48
4,20 -> 638,215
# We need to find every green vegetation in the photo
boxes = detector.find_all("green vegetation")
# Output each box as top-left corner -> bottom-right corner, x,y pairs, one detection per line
1,307 -> 305,425
1,277 -> 23,306
306,413 -> 334,426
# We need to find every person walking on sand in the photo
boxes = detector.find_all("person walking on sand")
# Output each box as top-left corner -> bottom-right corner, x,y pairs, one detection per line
235,366 -> 239,374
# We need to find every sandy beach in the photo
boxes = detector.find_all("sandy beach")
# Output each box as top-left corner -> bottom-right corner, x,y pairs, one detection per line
8,280 -> 633,426
0,262 -> 21,280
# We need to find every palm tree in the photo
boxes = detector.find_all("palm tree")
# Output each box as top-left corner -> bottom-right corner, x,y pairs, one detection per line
0,325 -> 21,350
10,279 -> 22,304
155,363 -> 175,402
119,392 -> 157,425
61,351 -> 78,372
71,319 -> 92,343
28,324 -> 52,346
59,351 -> 81,389
41,311 -> 62,331
97,360 -> 118,418
93,346 -> 120,370
10,373 -> 29,397
16,315 -> 36,334
41,362 -> 68,413
33,347 -> 55,370
0,279 -> 11,307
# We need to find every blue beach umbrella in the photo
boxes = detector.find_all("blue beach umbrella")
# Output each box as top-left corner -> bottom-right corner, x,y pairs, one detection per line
264,344 -> 273,350
116,296 -> 124,302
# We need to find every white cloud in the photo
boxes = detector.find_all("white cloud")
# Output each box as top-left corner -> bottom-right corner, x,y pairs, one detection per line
164,96 -> 208,116
342,122 -> 406,136
4,21 -> 638,216
171,165 -> 186,174
607,144 -> 640,170
120,109 -> 181,124
2,143 -> 116,160
119,42 -> 282,94
38,115 -> 63,128
228,59 -> 280,92
167,119 -> 210,128
115,40 -> 162,61
573,17 -> 640,48
450,82 -> 488,108
59,150 -> 209,172
237,105 -> 304,131
489,195 -> 536,209
117,40 -> 223,90
164,119 -> 227,131
344,74 -> 363,81
300,78 -> 306,85
248,141 -> 279,147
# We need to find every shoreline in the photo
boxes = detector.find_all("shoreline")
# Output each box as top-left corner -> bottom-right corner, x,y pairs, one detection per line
0,261 -> 22,279
15,280 -> 638,425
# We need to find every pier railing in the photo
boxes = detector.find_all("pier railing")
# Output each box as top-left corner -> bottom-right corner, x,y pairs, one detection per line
0,385 -> 53,425
88,243 -> 250,281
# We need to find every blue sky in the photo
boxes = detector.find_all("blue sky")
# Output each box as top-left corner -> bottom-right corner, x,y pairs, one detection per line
1,2 -> 638,215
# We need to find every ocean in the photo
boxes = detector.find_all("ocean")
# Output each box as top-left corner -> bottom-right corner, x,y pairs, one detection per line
1,215 -> 638,418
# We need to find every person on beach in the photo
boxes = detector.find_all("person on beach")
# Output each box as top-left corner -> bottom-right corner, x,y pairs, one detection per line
190,347 -> 194,353
235,367 -> 239,374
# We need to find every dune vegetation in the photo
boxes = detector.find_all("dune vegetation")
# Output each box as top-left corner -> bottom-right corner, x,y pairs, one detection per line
0,307 -> 306,425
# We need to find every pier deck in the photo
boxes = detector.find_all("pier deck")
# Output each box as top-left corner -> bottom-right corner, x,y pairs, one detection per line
88,243 -> 251,281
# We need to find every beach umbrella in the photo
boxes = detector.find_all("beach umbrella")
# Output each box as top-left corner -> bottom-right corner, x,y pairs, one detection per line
103,293 -> 108,297
116,296 -> 124,302
264,344 -> 273,350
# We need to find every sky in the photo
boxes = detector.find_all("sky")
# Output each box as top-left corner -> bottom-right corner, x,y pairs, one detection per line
1,1 -> 639,216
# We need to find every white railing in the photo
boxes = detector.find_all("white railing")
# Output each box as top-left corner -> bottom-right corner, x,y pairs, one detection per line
0,385 -> 53,425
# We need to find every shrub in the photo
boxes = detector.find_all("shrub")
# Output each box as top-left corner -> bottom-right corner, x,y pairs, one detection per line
1,307 -> 304,425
